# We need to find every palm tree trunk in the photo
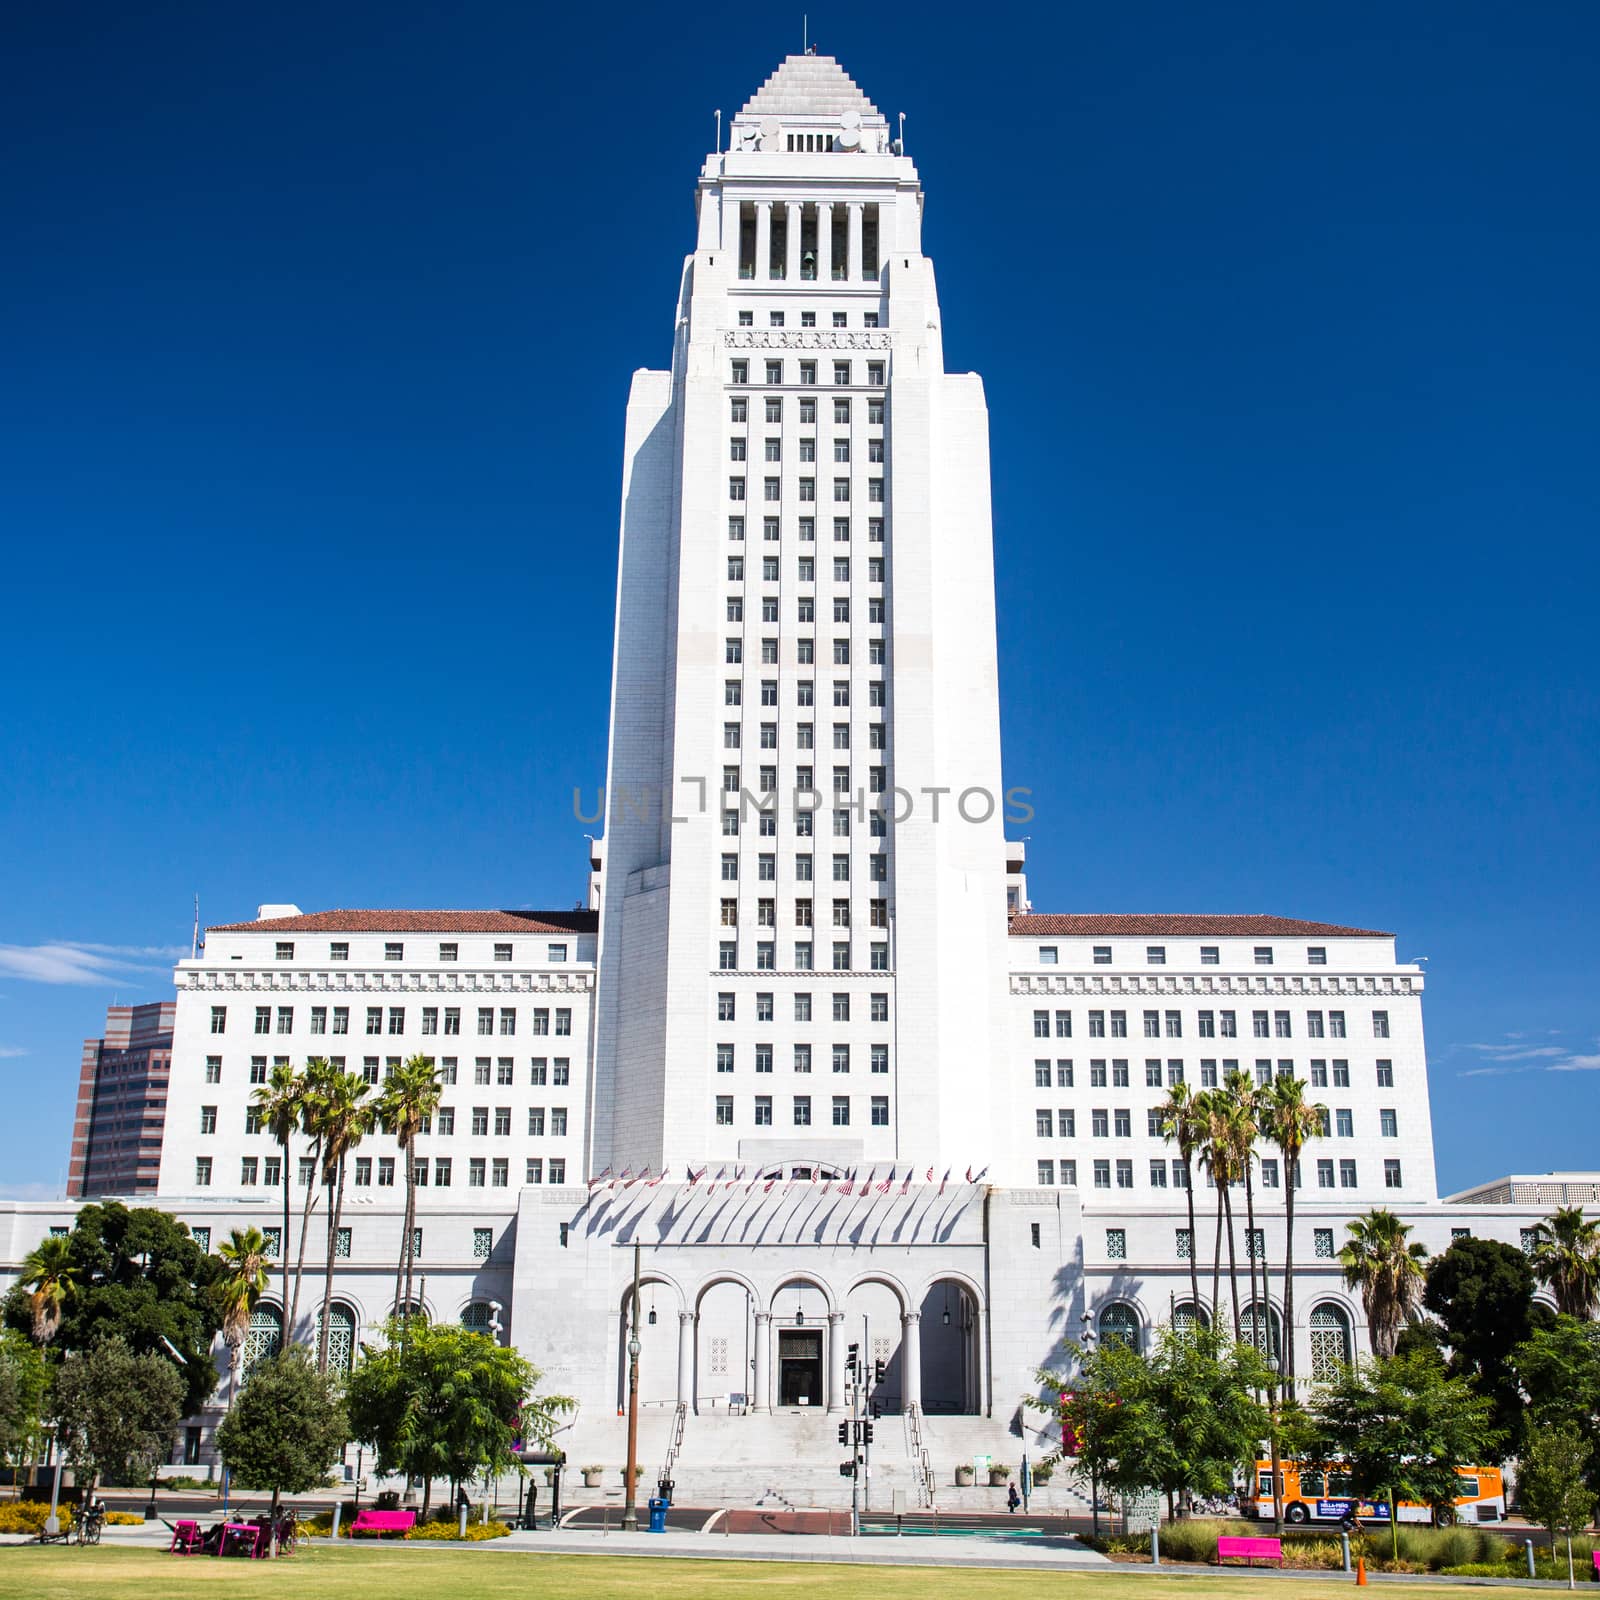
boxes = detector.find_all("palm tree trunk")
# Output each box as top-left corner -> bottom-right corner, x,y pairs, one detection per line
394,1142 -> 410,1315
1211,1167 -> 1225,1320
318,1162 -> 343,1373
288,1136 -> 322,1340
280,1130 -> 292,1317
402,1152 -> 419,1323
1224,1183 -> 1241,1338
1244,1160 -> 1261,1357
1282,1148 -> 1297,1397
1184,1159 -> 1201,1316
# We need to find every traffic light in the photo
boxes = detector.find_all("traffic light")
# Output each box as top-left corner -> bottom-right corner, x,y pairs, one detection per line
874,1359 -> 887,1384
871,1400 -> 881,1420
837,1421 -> 850,1446
862,1421 -> 874,1445
839,1460 -> 855,1478
846,1342 -> 860,1377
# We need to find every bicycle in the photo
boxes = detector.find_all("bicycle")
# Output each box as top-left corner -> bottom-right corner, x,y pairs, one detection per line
75,1504 -> 105,1546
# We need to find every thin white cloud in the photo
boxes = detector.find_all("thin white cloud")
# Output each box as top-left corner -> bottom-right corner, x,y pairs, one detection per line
1550,1053 -> 1600,1073
0,941 -> 185,986
0,1045 -> 27,1059
1458,1064 -> 1529,1078
1464,1043 -> 1565,1061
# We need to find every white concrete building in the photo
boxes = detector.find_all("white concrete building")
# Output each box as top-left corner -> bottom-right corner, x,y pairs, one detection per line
2,54 -> 1593,1505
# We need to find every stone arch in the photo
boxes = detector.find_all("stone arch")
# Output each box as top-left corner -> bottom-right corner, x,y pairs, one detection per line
1308,1300 -> 1354,1382
1097,1300 -> 1142,1351
918,1276 -> 982,1415
695,1274 -> 756,1412
845,1274 -> 911,1415
845,1270 -> 910,1315
767,1274 -> 837,1318
1172,1299 -> 1212,1332
616,1274 -> 684,1410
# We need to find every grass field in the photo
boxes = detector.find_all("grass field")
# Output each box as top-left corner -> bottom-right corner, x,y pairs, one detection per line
0,1545 -> 1541,1600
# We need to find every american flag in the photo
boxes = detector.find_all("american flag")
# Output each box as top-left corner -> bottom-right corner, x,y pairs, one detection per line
876,1167 -> 895,1194
588,1167 -> 612,1191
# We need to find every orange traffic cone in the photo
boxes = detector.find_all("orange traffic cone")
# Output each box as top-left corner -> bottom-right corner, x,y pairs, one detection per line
1355,1557 -> 1367,1586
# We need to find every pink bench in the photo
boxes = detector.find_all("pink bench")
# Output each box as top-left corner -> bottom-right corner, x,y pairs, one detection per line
350,1509 -> 416,1538
1217,1535 -> 1284,1567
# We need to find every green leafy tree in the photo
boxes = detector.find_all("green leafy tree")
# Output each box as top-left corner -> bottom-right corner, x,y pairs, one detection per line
1512,1315 -> 1600,1502
345,1317 -> 571,1516
1339,1208 -> 1428,1360
0,1329 -> 50,1467
1036,1327 -> 1275,1512
252,1062 -> 310,1330
1155,1081 -> 1206,1316
215,1349 -> 347,1550
1527,1206 -> 1600,1321
1308,1349 -> 1497,1522
53,1336 -> 184,1494
2,1204 -> 221,1413
1422,1236 -> 1545,1454
1518,1423 -> 1596,1563
376,1054 -> 443,1322
215,1227 -> 272,1409
1261,1075 -> 1326,1395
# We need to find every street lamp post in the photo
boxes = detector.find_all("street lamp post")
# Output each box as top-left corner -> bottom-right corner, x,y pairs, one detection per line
1080,1312 -> 1099,1538
622,1240 -> 642,1531
43,1422 -> 64,1537
1268,1357 -> 1285,1537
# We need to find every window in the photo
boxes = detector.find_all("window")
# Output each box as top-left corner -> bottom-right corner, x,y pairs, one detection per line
1307,946 -> 1327,965
1253,1010 -> 1270,1038
1313,1227 -> 1335,1259
1372,1010 -> 1390,1038
1146,945 -> 1166,965
1316,1159 -> 1335,1189
1521,1227 -> 1539,1255
1309,1305 -> 1351,1380
240,1157 -> 258,1186
1339,1158 -> 1357,1188
1038,1160 -> 1055,1185
1114,1109 -> 1131,1137
199,1105 -> 217,1135
793,1095 -> 811,1127
715,1095 -> 734,1126
831,1095 -> 850,1126
1332,1059 -> 1349,1087
1176,1227 -> 1192,1259
1261,1158 -> 1279,1188
1335,1108 -> 1354,1137
1376,1059 -> 1394,1087
1274,1010 -> 1291,1038
255,1006 -> 272,1035
1093,945 -> 1111,965
870,1095 -> 888,1126
385,942 -> 403,962
195,1157 -> 212,1186
716,1044 -> 734,1074
210,1005 -> 227,1033
754,1096 -> 773,1126
1106,1228 -> 1127,1261
330,941 -> 349,961
275,941 -> 294,961
1384,1158 -> 1402,1188
1307,1011 -> 1325,1038
1253,946 -> 1273,965
1329,1010 -> 1346,1038
442,1008 -> 458,1035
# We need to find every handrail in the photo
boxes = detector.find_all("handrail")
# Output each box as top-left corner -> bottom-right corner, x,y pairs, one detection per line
661,1400 -> 687,1487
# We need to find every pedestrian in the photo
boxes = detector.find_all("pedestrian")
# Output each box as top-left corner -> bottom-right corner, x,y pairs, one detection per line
1007,1481 -> 1021,1514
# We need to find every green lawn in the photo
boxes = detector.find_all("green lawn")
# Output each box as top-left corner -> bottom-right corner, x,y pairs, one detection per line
0,1546 -> 1541,1600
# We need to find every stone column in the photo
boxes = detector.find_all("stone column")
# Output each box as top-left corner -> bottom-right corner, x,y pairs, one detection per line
786,201 -> 803,283
827,1310 -> 846,1413
752,1312 -> 771,1411
847,202 -> 863,283
677,1311 -> 695,1410
901,1310 -> 922,1412
756,201 -> 772,283
816,201 -> 833,281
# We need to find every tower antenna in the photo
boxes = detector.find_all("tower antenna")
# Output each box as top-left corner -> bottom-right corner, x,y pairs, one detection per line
714,108 -> 722,153
803,14 -> 807,53
192,893 -> 201,958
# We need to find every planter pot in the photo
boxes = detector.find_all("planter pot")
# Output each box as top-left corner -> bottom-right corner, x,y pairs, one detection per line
955,1468 -> 974,1486
582,1470 -> 603,1488
989,1470 -> 1009,1487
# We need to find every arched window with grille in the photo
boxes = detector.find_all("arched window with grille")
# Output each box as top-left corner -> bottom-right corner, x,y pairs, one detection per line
1309,1304 -> 1352,1382
462,1301 -> 494,1334
1172,1301 -> 1211,1333
1098,1303 -> 1140,1350
244,1305 -> 282,1378
322,1303 -> 356,1374
393,1299 -> 428,1323
1240,1301 -> 1282,1364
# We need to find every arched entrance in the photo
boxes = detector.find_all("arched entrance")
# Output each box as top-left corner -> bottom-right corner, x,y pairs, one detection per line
695,1279 -> 753,1412
615,1277 -> 680,1410
771,1279 -> 831,1409
919,1279 -> 981,1414
845,1277 -> 906,1415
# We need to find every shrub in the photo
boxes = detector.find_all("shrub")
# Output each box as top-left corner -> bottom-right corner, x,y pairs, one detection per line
408,1516 -> 512,1540
105,1511 -> 145,1525
0,1500 -> 75,1534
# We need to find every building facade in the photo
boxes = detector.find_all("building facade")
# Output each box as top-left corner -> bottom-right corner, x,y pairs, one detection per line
67,1000 -> 176,1198
3,54 -> 1593,1499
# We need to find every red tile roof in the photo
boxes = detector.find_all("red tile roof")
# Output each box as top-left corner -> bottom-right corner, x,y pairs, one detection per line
1008,914 -> 1390,938
208,909 -> 597,935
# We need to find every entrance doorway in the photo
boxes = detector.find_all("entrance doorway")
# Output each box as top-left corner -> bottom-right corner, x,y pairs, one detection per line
778,1329 -> 823,1406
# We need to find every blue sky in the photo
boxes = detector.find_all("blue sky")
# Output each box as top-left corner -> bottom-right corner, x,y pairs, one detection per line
1,2 -> 1596,1197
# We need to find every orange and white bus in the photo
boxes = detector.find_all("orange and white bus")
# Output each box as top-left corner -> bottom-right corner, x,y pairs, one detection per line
1250,1460 -> 1506,1525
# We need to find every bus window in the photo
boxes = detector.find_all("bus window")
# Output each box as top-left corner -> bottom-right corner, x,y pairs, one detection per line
1457,1477 -> 1479,1499
1301,1470 -> 1325,1498
1327,1471 -> 1353,1498
1257,1471 -> 1275,1496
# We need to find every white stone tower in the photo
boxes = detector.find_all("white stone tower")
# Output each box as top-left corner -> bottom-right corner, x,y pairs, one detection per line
589,55 -> 1012,1184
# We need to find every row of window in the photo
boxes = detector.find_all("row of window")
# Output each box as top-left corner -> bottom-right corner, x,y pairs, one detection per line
722,723 -> 888,753
715,1094 -> 889,1127
727,596 -> 887,626
269,939 -> 569,965
1033,1106 -> 1401,1139
716,1043 -> 889,1073
728,517 -> 885,545
734,310 -> 880,330
716,940 -> 888,971
211,1054 -> 574,1088
718,852 -> 889,884
1035,1157 -> 1404,1190
1039,943 -> 1337,969
1031,1057 -> 1397,1089
731,436 -> 885,463
1031,1007 -> 1392,1040
207,1100 -> 571,1138
730,359 -> 887,386
718,991 -> 889,1022
196,1152 -> 563,1191
723,677 -> 887,709
719,897 -> 889,927
211,1003 -> 575,1037
728,476 -> 886,505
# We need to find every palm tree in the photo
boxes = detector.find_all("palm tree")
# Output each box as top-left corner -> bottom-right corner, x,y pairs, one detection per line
311,1068 -> 374,1372
1222,1071 -> 1266,1358
285,1057 -> 336,1343
1261,1075 -> 1326,1395
1156,1080 -> 1206,1320
1339,1208 -> 1428,1359
215,1226 -> 272,1408
1196,1088 -> 1242,1335
18,1234 -> 75,1344
252,1062 -> 307,1327
377,1053 -> 443,1325
1528,1205 -> 1600,1320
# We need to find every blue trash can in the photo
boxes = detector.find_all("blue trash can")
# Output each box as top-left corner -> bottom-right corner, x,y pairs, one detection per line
647,1498 -> 668,1534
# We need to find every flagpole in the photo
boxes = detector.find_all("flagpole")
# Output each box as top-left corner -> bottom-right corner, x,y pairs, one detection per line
622,1240 -> 642,1530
